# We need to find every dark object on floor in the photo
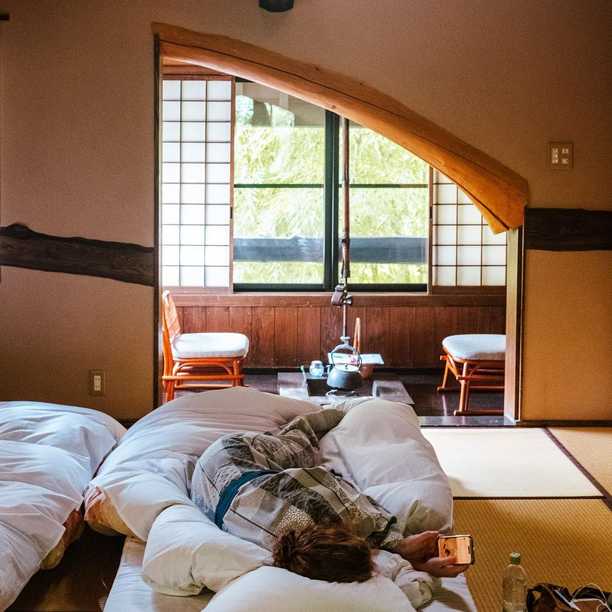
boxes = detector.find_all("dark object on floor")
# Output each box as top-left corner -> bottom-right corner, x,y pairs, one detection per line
527,582 -> 612,611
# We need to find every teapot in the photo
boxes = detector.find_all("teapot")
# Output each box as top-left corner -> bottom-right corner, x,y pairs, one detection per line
327,343 -> 363,390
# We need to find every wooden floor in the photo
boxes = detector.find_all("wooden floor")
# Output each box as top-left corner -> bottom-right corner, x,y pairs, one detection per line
9,528 -> 123,612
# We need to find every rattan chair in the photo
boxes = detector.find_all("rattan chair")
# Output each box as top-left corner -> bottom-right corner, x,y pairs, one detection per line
161,291 -> 249,402
437,334 -> 505,416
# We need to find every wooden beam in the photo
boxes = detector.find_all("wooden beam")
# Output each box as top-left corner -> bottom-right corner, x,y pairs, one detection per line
153,23 -> 529,234
0,223 -> 154,286
524,208 -> 612,251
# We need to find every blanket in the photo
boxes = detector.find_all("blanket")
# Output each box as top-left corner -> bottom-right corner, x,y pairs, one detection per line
0,401 -> 125,611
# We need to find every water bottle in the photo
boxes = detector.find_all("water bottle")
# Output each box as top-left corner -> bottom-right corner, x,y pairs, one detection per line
502,552 -> 527,612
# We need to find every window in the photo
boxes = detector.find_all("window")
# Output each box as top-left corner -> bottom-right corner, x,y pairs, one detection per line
160,78 -> 506,291
431,169 -> 506,287
233,83 -> 326,288
160,78 -> 233,288
342,122 -> 428,288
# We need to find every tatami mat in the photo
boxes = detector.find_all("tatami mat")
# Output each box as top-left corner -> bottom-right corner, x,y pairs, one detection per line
548,427 -> 612,494
422,428 -> 601,497
453,499 -> 612,612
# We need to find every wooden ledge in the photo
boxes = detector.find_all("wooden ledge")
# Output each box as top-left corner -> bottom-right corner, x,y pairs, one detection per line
169,290 -> 506,308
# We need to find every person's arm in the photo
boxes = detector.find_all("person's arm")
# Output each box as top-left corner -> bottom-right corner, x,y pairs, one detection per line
277,409 -> 345,445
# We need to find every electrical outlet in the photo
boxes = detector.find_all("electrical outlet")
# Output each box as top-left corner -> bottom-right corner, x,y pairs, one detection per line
549,142 -> 573,169
89,369 -> 105,396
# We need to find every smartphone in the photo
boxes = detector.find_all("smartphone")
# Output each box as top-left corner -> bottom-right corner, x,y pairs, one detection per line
437,535 -> 475,565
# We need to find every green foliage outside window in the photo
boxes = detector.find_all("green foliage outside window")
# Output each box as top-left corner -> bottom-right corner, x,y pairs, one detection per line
233,90 -> 428,286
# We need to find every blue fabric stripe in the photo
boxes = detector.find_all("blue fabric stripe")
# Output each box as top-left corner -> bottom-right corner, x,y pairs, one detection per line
214,469 -> 276,529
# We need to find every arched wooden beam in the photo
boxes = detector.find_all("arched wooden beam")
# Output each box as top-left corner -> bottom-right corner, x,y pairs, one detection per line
153,23 -> 528,233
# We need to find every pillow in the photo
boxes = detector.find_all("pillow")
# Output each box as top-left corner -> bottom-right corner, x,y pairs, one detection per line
204,566 -> 414,612
142,503 -> 271,595
85,387 -> 319,540
143,504 -> 417,612
319,399 -> 453,534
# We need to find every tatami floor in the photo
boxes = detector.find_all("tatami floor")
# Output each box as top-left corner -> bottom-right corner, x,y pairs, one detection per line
9,399 -> 611,611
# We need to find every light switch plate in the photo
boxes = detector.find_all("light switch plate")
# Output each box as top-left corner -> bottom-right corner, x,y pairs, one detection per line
549,142 -> 573,169
89,369 -> 105,396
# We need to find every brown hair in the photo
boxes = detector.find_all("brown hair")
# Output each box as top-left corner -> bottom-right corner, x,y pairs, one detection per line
272,524 -> 373,583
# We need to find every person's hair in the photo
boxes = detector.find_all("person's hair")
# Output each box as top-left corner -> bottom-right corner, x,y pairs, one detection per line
272,524 -> 373,583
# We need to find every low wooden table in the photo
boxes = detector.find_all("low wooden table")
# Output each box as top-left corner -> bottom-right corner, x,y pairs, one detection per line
277,372 -> 414,406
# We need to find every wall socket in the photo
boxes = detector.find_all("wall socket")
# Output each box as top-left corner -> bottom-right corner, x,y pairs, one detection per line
549,141 -> 573,169
88,369 -> 105,396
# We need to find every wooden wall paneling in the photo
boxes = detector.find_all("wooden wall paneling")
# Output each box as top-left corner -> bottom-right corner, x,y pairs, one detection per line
181,305 -> 206,333
176,299 -> 505,368
346,306 -> 366,351
365,307 -> 391,363
205,307 -> 230,331
456,306 -> 482,335
389,306 -> 414,367
176,306 -> 185,331
274,307 -> 298,367
432,306 -> 458,366
229,307 -> 253,365
250,307 -> 275,366
411,306 -> 436,367
491,307 -> 506,332
320,306 -> 342,361
296,307 -> 321,366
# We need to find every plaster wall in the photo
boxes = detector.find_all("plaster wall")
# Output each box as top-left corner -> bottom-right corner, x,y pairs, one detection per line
0,0 -> 610,419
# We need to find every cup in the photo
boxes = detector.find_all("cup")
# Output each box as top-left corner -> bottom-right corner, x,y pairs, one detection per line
309,360 -> 325,378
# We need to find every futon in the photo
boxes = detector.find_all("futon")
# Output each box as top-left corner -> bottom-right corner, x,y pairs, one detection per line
0,401 -> 125,611
86,388 -> 476,610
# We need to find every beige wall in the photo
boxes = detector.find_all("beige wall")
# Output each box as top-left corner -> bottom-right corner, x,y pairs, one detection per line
0,0 -> 610,419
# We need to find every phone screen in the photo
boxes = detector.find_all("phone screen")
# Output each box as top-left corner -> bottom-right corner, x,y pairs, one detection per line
437,535 -> 474,565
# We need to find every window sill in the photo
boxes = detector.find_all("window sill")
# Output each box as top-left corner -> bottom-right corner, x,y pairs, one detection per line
169,288 -> 506,308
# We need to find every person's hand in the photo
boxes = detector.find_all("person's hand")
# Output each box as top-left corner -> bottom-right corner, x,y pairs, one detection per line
412,555 -> 469,578
396,531 -> 439,562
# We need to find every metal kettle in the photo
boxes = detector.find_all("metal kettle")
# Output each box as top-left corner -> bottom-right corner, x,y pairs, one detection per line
327,343 -> 363,390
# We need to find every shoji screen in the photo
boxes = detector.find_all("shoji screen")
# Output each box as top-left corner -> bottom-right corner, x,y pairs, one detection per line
431,169 -> 506,287
161,78 -> 233,287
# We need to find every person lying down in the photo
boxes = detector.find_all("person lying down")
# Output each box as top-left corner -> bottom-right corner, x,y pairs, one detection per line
190,408 -> 468,591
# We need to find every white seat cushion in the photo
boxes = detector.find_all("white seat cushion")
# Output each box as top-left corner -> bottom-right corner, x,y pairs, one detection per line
442,334 -> 506,361
172,333 -> 249,359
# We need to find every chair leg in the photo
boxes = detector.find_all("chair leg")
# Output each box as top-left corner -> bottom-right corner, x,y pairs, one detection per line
437,357 -> 451,392
165,380 -> 176,402
457,362 -> 470,414
233,359 -> 243,387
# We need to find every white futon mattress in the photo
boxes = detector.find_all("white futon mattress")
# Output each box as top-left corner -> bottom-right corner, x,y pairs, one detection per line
105,538 -> 476,612
0,401 -> 125,611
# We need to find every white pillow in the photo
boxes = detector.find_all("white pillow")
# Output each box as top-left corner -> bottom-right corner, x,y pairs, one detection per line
319,399 -> 453,533
205,566 -> 414,612
143,504 -> 415,611
86,387 -> 319,540
143,503 -> 270,595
